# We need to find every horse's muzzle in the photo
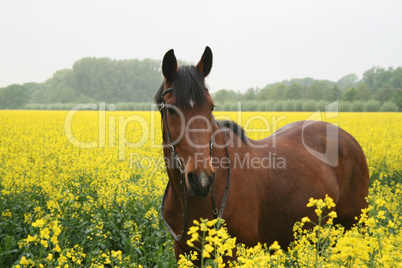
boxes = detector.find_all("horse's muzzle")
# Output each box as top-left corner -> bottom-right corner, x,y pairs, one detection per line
187,170 -> 215,198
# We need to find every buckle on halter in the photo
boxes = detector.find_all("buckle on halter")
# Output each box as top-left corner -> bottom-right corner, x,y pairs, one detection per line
159,102 -> 165,111
176,157 -> 185,174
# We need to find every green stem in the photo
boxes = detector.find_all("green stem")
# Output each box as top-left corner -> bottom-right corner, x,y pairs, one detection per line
315,214 -> 322,268
200,229 -> 206,268
377,235 -> 383,259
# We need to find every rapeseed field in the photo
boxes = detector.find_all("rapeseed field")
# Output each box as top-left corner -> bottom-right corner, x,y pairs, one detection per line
0,110 -> 401,267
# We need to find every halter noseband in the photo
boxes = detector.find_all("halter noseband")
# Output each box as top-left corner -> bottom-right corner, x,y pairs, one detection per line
159,87 -> 231,241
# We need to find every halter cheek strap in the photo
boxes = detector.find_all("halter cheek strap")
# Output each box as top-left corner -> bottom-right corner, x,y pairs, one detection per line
159,88 -> 231,241
159,88 -> 187,241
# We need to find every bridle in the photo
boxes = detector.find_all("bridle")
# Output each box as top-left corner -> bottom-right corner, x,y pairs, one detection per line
159,87 -> 231,241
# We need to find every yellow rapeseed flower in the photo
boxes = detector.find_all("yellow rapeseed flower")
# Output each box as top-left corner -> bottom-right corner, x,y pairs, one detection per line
315,208 -> 322,216
53,244 -> 61,252
377,210 -> 386,219
186,240 -> 195,247
270,241 -> 281,251
328,211 -> 337,218
40,239 -> 48,248
20,256 -> 30,265
46,253 -> 53,261
32,219 -> 45,228
191,251 -> 198,261
307,197 -> 317,207
40,228 -> 51,240
214,256 -> 223,264
325,194 -> 336,209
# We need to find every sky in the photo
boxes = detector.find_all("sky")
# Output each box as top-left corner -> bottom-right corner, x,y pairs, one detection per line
1,0 -> 401,93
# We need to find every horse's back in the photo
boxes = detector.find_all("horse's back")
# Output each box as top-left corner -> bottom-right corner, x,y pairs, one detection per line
272,120 -> 369,215
249,120 -> 369,245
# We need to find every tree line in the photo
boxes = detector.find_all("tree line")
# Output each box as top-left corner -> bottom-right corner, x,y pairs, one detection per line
212,67 -> 402,111
0,57 -> 163,109
0,58 -> 401,111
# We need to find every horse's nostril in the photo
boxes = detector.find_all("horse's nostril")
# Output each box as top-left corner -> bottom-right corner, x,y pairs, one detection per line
187,172 -> 197,186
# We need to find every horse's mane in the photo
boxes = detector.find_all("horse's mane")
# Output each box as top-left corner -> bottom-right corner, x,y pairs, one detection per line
154,65 -> 208,109
217,120 -> 248,144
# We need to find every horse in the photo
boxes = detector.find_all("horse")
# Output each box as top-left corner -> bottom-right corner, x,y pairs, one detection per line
154,46 -> 369,261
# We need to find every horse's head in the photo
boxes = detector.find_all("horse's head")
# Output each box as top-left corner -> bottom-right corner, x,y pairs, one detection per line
155,47 -> 216,198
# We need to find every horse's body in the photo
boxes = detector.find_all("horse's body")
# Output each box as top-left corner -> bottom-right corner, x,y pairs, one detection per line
155,47 -> 369,260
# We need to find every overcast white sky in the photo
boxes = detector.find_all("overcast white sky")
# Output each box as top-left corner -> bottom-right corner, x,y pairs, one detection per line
1,0 -> 401,92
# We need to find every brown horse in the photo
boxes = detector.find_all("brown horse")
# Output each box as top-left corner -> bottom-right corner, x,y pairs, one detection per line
154,47 -> 369,261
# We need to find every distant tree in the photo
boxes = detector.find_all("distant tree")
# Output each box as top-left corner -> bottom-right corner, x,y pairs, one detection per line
362,66 -> 393,94
69,57 -> 162,103
337,74 -> 358,90
258,84 -> 286,101
325,84 -> 341,101
31,89 -> 47,103
376,82 -> 396,103
284,77 -> 316,88
74,57 -> 117,101
351,101 -> 364,112
0,84 -> 29,109
341,87 -> 356,102
364,100 -> 381,112
22,82 -> 44,99
308,81 -> 331,100
355,83 -> 371,101
258,86 -> 271,100
380,101 -> 399,112
212,89 -> 240,103
391,67 -> 402,88
22,82 -> 46,103
268,83 -> 286,101
302,100 -> 316,111
391,89 -> 402,111
339,101 -> 352,112
285,83 -> 303,100
44,69 -> 76,103
242,88 -> 258,101
177,59 -> 194,66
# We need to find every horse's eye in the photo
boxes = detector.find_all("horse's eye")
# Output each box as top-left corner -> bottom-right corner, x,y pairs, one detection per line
168,108 -> 176,115
211,106 -> 215,112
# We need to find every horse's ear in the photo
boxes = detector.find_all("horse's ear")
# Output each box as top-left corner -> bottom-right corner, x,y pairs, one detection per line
196,46 -> 213,78
162,49 -> 178,82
